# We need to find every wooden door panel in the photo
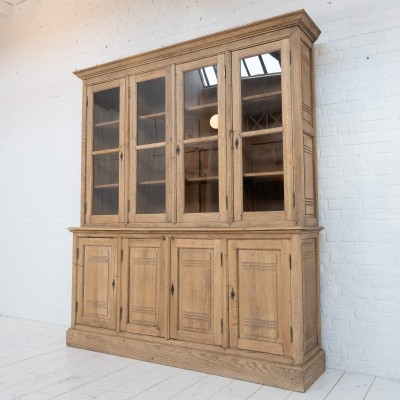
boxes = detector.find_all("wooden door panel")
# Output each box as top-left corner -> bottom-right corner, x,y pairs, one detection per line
121,239 -> 166,337
170,239 -> 222,346
76,238 -> 117,330
238,249 -> 279,342
228,240 -> 291,355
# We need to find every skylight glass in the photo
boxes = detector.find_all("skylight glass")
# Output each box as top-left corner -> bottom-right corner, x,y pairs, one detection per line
199,52 -> 281,87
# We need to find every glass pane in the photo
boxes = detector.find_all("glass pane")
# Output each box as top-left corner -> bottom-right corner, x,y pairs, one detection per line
136,147 -> 166,214
184,65 -> 218,139
243,178 -> 284,212
184,141 -> 219,213
93,152 -> 119,215
242,133 -> 284,212
93,88 -> 120,151
242,133 -> 283,174
137,77 -> 166,145
241,51 -> 282,132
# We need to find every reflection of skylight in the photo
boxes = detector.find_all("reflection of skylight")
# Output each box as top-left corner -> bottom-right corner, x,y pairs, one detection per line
261,54 -> 281,73
199,65 -> 218,87
199,52 -> 281,87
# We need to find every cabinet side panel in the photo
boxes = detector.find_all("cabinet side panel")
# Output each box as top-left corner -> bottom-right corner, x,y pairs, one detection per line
301,42 -> 313,128
302,240 -> 318,354
303,134 -> 315,217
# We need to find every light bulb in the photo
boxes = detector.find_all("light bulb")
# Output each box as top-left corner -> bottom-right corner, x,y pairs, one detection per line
209,114 -> 218,129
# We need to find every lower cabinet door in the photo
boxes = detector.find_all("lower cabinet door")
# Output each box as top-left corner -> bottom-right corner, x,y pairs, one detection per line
228,239 -> 291,355
120,238 -> 166,337
170,238 -> 223,346
76,237 -> 117,329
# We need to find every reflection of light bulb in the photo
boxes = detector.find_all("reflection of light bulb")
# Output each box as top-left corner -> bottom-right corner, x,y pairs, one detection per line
210,114 -> 218,129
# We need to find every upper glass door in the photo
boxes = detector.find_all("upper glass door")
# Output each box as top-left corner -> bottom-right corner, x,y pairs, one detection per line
232,40 -> 291,222
176,55 -> 226,223
86,79 -> 125,224
129,69 -> 171,223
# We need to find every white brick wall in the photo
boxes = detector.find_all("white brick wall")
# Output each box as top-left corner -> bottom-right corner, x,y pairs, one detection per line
0,0 -> 399,380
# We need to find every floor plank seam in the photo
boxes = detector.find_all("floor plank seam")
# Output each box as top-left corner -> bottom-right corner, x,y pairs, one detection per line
165,374 -> 209,400
126,368 -> 185,399
0,345 -> 68,369
363,376 -> 376,400
323,370 -> 346,400
49,362 -> 142,399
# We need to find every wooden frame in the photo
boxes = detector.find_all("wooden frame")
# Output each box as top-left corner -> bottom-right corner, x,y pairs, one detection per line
176,55 -> 227,224
85,79 -> 126,225
129,68 -> 173,223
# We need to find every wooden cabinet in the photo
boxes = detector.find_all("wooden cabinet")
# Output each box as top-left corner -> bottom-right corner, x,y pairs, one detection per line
67,10 -> 324,392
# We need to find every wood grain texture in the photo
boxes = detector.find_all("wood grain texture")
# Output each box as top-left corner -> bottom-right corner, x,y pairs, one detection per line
66,328 -> 325,392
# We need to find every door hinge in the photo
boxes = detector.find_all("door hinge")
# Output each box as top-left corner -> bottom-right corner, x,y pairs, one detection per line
293,192 -> 295,208
84,201 -> 87,216
221,252 -> 223,266
221,318 -> 223,334
128,200 -> 130,213
121,249 -> 123,263
128,86 -> 131,98
226,195 -> 228,210
120,306 -> 123,321
224,65 -> 226,78
86,96 -> 88,107
289,254 -> 292,270
75,302 -> 78,313
290,327 -> 293,343
290,51 -> 292,65
76,247 -> 79,260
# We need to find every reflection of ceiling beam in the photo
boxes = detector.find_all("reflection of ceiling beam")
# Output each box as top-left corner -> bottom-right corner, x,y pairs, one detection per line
0,0 -> 13,16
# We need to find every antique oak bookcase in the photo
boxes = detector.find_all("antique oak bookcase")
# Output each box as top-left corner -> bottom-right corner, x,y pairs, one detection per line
67,10 -> 324,392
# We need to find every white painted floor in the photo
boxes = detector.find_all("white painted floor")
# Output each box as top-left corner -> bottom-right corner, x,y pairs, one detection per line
1,317 -> 399,400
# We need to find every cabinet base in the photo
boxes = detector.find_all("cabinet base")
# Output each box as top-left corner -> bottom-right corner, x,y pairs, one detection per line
66,328 -> 325,392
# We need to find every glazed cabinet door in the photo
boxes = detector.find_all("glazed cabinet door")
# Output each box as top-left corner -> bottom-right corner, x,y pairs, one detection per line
75,237 -> 118,329
176,55 -> 227,224
85,79 -> 126,224
120,238 -> 167,337
129,69 -> 172,223
232,40 -> 293,223
228,239 -> 291,355
170,238 -> 223,346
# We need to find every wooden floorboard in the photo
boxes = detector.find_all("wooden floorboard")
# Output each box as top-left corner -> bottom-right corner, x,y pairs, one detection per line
0,316 -> 399,399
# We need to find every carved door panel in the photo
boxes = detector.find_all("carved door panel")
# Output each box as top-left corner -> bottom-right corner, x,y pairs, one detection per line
228,239 -> 291,355
120,238 -> 167,337
76,238 -> 117,329
170,238 -> 223,346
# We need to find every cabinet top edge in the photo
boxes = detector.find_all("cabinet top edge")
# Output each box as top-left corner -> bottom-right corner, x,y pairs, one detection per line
74,9 -> 320,80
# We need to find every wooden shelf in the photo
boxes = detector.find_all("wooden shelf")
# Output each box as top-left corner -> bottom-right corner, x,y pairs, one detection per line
243,171 -> 284,179
138,111 -> 166,120
185,102 -> 217,112
242,91 -> 281,103
94,183 -> 119,189
95,119 -> 119,127
137,180 -> 166,186
185,176 -> 218,183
